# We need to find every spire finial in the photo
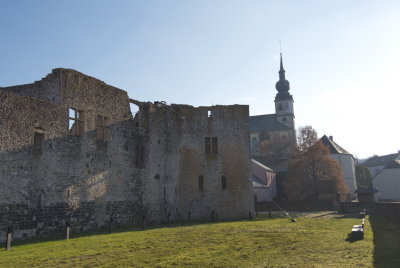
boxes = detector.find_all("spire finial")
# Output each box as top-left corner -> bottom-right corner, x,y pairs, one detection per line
279,53 -> 285,80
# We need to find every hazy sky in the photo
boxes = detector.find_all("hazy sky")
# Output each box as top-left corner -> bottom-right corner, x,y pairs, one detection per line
1,0 -> 399,159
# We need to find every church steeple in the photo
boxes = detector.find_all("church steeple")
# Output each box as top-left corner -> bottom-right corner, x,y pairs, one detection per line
274,53 -> 295,129
275,53 -> 292,101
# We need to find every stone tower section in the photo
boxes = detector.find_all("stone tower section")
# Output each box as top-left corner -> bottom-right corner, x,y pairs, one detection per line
274,53 -> 295,130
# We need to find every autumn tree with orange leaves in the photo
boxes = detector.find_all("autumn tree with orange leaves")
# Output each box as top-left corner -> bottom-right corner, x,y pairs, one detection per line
284,126 -> 348,201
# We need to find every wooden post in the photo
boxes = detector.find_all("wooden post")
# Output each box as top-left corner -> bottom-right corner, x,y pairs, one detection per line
141,215 -> 145,230
211,210 -> 215,223
66,220 -> 70,240
167,213 -> 170,225
188,211 -> 191,223
269,208 -> 272,218
5,226 -> 13,251
5,232 -> 11,251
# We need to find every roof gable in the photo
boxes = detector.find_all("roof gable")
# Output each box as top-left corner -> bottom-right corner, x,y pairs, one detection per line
251,158 -> 276,172
320,135 -> 351,155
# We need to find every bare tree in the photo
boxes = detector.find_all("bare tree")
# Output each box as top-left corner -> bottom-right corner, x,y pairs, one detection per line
284,126 -> 348,201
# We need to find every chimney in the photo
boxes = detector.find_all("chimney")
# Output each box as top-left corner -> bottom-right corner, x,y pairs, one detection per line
329,136 -> 333,141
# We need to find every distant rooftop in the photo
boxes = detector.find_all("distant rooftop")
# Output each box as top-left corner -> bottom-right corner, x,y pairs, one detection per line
363,152 -> 400,167
385,159 -> 400,169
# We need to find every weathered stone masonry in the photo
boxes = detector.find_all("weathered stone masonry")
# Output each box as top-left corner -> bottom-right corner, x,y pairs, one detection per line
0,69 -> 254,241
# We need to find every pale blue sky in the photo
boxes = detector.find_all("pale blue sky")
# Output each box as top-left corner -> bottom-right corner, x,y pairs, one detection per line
1,0 -> 399,159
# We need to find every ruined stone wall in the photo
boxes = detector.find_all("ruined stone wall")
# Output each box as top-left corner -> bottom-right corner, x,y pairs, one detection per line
134,103 -> 254,223
3,70 -> 62,103
0,69 -> 253,241
176,105 -> 253,221
0,70 -> 144,241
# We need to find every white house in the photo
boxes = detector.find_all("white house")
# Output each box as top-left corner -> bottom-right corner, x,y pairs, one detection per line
251,159 -> 277,202
373,160 -> 400,202
320,135 -> 357,200
363,152 -> 400,177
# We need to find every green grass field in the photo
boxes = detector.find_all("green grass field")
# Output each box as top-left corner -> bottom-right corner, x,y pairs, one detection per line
0,212 -> 398,267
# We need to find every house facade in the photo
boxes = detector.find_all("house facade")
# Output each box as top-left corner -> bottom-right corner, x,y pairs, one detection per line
373,160 -> 400,202
320,135 -> 357,200
251,159 -> 277,202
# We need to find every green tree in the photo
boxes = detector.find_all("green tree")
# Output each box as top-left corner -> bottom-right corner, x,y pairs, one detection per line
284,126 -> 348,201
355,165 -> 373,189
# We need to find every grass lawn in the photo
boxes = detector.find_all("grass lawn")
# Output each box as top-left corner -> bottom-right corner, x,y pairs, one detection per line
0,212 -> 397,267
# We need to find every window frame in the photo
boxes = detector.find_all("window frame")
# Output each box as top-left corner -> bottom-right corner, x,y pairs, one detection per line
96,114 -> 111,142
68,108 -> 85,135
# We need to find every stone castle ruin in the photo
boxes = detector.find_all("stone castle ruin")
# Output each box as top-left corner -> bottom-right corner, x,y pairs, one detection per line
0,68 -> 254,241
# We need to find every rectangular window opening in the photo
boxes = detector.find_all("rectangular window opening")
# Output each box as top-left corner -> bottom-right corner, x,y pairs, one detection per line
32,130 -> 45,154
198,176 -> 204,192
96,115 -> 110,142
212,137 -> 218,154
205,137 -> 218,155
221,175 -> 227,190
68,108 -> 85,135
205,137 -> 211,154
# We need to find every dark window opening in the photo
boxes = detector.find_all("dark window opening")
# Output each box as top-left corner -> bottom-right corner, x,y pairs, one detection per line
33,131 -> 44,153
135,137 -> 145,169
68,108 -> 85,135
205,137 -> 211,154
96,115 -> 110,141
198,175 -> 204,192
278,103 -> 283,111
205,137 -> 218,155
282,117 -> 287,122
221,175 -> 227,190
212,137 -> 218,154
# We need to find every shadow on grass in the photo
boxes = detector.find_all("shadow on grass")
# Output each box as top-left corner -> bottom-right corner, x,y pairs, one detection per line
7,218 -> 258,248
334,213 -> 362,219
344,232 -> 362,243
369,214 -> 400,268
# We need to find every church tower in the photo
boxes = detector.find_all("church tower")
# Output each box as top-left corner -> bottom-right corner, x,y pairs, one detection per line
274,53 -> 295,129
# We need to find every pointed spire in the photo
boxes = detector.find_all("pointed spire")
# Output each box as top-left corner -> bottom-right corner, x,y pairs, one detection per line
275,53 -> 291,96
279,53 -> 286,81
